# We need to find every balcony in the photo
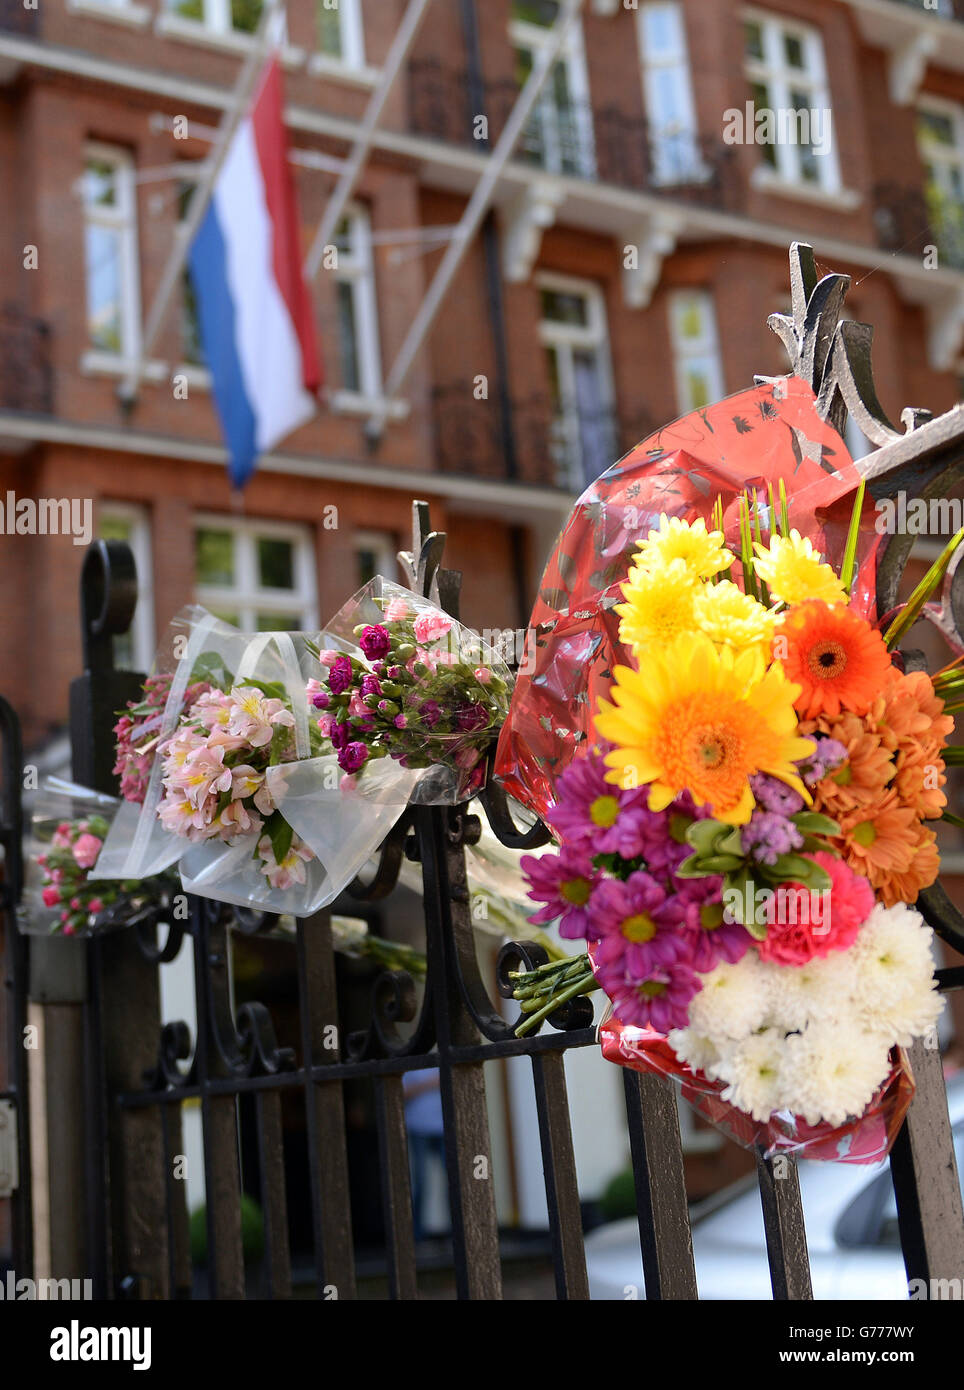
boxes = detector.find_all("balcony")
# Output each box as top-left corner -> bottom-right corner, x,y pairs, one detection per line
884,0 -> 964,19
0,304 -> 53,416
431,382 -> 656,491
874,182 -> 964,271
408,60 -> 742,212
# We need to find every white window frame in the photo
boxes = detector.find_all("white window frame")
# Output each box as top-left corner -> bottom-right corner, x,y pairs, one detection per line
742,7 -> 841,194
637,2 -> 707,185
68,0 -> 151,27
98,503 -> 155,672
668,290 -> 725,416
509,8 -> 596,179
157,1 -> 299,59
353,529 -> 398,587
194,515 -> 318,633
330,204 -> 383,406
917,95 -> 964,201
316,0 -> 365,66
82,142 -> 142,367
537,271 -> 616,491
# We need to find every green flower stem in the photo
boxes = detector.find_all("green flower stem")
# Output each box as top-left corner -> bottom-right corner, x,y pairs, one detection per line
514,970 -> 598,1037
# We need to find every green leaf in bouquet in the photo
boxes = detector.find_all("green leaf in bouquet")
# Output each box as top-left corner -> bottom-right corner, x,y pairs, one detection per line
791,811 -> 841,836
697,853 -> 745,873
839,478 -> 866,596
686,819 -> 728,854
942,809 -> 964,831
884,526 -> 964,650
674,853 -> 709,879
713,826 -> 746,857
265,811 -> 293,867
190,650 -> 236,690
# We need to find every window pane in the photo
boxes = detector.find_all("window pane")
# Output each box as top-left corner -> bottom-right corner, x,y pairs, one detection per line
85,225 -> 123,353
784,33 -> 805,70
318,1 -> 342,55
676,297 -> 705,340
685,367 -> 711,409
544,345 -> 563,412
168,0 -> 204,18
182,271 -> 205,366
512,0 -> 559,25
231,0 -> 262,33
356,547 -> 378,587
209,608 -> 241,627
541,287 -> 589,326
337,280 -> 361,392
919,111 -> 956,147
643,4 -> 680,59
195,527 -> 235,586
99,515 -> 132,543
256,611 -> 301,631
257,536 -> 295,590
84,158 -> 117,209
743,19 -> 764,61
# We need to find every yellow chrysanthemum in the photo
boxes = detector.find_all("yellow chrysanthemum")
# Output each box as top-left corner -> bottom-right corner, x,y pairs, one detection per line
594,632 -> 815,825
616,557 -> 699,656
752,530 -> 847,606
693,580 -> 778,657
632,515 -> 733,580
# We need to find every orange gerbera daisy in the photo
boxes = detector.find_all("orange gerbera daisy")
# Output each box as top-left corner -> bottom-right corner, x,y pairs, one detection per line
837,789 -> 918,886
776,601 -> 894,719
798,711 -> 894,815
871,822 -> 941,907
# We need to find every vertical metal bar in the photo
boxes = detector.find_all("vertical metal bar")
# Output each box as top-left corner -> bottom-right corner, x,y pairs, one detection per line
161,1102 -> 192,1298
622,1070 -> 698,1299
531,1052 -> 590,1299
756,1153 -> 813,1301
890,1036 -> 964,1289
417,806 -> 502,1300
373,1076 -> 418,1300
254,1090 -> 292,1299
296,912 -> 357,1299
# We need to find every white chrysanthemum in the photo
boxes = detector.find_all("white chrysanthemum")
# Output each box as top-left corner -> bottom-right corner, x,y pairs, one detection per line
851,903 -> 944,1046
687,954 -> 774,1043
667,1027 -> 720,1075
777,1022 -> 892,1127
711,1029 -> 785,1122
767,950 -> 859,1033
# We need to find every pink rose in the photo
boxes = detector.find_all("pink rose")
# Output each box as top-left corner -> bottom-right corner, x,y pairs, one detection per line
72,833 -> 103,869
87,898 -> 104,914
42,886 -> 61,908
413,611 -> 453,646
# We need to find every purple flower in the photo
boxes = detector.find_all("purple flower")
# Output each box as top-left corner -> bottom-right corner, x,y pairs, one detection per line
456,701 -> 488,732
329,721 -> 351,751
675,879 -> 752,972
338,741 -> 369,773
749,773 -> 805,817
798,736 -> 848,786
328,655 -> 354,696
589,872 -> 684,981
606,962 -> 702,1034
359,675 -> 382,699
386,665 -> 404,681
521,846 -> 600,940
394,714 -> 407,730
419,700 -> 442,729
312,691 -> 330,710
359,625 -> 391,661
740,810 -> 804,866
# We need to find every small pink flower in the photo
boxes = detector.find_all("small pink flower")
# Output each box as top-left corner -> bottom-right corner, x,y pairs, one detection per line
70,897 -> 81,910
339,774 -> 358,792
87,898 -> 104,914
42,886 -> 61,908
72,834 -> 102,869
317,649 -> 341,668
473,666 -> 492,684
385,598 -> 410,621
413,611 -> 452,645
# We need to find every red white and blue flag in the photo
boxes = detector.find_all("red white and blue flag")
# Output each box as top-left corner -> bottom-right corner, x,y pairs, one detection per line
188,58 -> 322,488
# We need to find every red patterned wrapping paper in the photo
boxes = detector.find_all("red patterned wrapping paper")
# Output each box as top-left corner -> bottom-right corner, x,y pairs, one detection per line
599,1017 -> 915,1164
495,377 -> 881,822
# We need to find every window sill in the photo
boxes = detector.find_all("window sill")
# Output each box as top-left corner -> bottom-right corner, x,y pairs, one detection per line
154,14 -> 305,68
67,0 -> 151,27
750,166 -> 862,211
329,390 -> 409,421
307,53 -> 380,88
81,350 -> 167,383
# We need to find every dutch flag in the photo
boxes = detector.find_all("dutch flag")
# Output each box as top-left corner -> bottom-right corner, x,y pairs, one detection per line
188,58 -> 322,488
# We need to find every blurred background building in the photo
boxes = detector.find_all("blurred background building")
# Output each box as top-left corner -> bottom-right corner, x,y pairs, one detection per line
0,0 -> 963,1269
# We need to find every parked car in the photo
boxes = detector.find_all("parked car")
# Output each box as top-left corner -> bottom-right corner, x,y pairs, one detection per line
585,1073 -> 964,1300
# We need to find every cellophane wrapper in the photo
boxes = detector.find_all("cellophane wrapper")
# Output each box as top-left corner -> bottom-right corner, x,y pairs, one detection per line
599,1017 -> 916,1163
20,777 -> 170,937
320,576 -> 513,805
495,377 -> 882,821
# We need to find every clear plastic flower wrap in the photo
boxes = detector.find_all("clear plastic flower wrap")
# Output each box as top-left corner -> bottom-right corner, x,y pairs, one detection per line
308,576 -> 512,805
21,777 -> 179,937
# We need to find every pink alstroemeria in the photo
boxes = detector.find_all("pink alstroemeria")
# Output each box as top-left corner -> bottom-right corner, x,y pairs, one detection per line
227,687 -> 296,749
257,834 -> 313,890
179,744 -> 233,809
218,799 -> 263,840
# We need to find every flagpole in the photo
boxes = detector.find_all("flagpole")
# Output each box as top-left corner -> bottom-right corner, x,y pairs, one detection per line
302,0 -> 433,282
117,0 -> 285,407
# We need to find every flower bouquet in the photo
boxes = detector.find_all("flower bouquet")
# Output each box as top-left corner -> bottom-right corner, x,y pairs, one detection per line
517,496 -> 960,1161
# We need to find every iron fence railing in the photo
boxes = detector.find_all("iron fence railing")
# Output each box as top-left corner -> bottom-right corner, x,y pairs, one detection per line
873,182 -> 964,272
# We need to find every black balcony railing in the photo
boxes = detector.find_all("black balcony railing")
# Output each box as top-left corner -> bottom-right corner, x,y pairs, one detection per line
873,182 -> 964,272
431,382 -> 656,490
409,60 -> 743,211
0,303 -> 53,415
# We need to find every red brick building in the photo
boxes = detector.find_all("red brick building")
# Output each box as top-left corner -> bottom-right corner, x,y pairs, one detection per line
0,0 -> 961,753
